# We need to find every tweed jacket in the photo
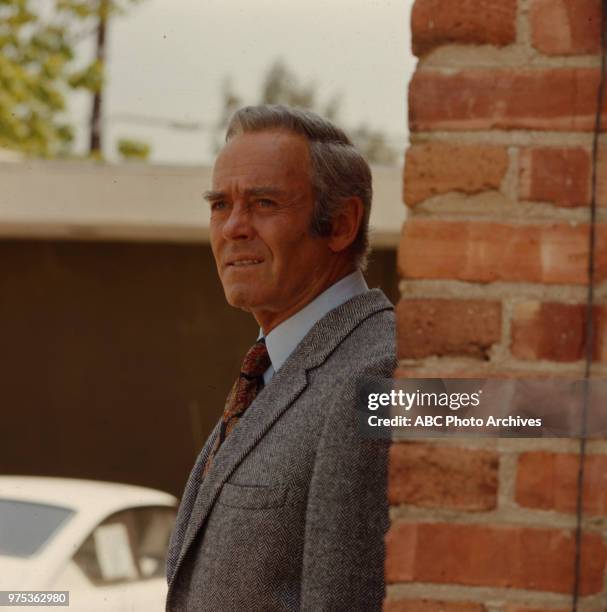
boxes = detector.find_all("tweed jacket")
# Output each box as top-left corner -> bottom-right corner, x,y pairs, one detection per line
166,289 -> 396,612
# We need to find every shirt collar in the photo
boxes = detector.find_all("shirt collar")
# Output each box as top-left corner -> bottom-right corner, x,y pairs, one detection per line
259,269 -> 368,375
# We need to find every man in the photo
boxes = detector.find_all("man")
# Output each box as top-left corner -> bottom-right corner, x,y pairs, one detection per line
166,105 -> 396,612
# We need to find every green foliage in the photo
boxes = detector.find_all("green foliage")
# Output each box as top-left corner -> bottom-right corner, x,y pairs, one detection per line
68,59 -> 103,92
1,1 -> 71,156
117,137 -> 149,161
0,0 -> 141,158
215,59 -> 397,165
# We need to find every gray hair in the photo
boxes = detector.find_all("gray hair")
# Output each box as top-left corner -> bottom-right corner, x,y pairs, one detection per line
225,104 -> 372,269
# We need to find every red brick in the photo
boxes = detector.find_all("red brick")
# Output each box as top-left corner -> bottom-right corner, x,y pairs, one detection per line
503,606 -> 570,612
389,442 -> 498,510
398,219 -> 607,285
598,148 -> 607,207
503,607 -> 604,612
409,68 -> 607,132
404,143 -> 508,207
385,522 -> 607,594
511,302 -> 607,362
395,366 -> 534,378
516,451 -> 607,516
530,0 -> 601,56
519,147 -> 591,207
384,599 -> 485,612
511,302 -> 583,362
397,298 -> 501,359
597,307 -> 607,361
521,144 -> 607,207
411,0 -> 516,56
507,606 -> 605,612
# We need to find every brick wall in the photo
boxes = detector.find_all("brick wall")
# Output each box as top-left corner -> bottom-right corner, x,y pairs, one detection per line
388,1 -> 607,610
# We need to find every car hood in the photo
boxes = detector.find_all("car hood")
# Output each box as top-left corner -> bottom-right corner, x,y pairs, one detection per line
0,556 -> 49,589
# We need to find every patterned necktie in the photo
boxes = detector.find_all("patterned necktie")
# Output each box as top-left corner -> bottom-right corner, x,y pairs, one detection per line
203,339 -> 271,476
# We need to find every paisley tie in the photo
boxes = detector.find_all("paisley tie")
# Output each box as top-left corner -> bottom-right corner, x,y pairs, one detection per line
202,339 -> 271,476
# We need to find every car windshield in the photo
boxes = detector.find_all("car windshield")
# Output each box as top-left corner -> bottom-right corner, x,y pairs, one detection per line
0,499 -> 75,558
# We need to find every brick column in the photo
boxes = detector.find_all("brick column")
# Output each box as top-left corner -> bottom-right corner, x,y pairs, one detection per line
387,1 -> 607,610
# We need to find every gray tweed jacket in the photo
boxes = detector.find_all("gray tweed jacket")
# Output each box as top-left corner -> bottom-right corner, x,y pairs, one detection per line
165,289 -> 396,612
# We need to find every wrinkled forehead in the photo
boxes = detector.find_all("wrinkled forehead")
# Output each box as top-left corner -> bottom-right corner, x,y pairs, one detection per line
212,129 -> 312,192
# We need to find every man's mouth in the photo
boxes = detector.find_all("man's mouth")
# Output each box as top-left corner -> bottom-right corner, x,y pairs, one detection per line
227,259 -> 263,267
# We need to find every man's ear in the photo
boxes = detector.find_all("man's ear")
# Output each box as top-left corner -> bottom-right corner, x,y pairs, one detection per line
327,196 -> 364,254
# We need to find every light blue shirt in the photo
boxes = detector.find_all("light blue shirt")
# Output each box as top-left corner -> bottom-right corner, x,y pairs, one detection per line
259,270 -> 369,385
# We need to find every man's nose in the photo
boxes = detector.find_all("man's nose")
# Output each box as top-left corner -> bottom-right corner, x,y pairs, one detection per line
222,202 -> 254,240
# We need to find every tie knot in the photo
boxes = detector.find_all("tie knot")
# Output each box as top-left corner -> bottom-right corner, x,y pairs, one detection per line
241,339 -> 271,378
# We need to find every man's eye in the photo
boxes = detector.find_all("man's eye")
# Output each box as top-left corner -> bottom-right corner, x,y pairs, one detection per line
257,199 -> 276,208
210,201 -> 226,211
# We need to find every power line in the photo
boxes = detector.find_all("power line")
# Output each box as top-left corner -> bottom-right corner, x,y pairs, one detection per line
105,112 -> 409,145
108,113 -> 214,132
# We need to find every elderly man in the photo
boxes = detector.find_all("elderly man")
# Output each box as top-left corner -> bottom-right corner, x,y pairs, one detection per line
166,105 -> 396,612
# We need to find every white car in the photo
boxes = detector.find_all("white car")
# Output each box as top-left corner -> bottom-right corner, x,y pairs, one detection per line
0,476 -> 178,611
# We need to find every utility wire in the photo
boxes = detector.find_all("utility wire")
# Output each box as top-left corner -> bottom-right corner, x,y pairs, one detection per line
571,1 -> 606,609
109,113 -> 214,132
103,113 -> 409,146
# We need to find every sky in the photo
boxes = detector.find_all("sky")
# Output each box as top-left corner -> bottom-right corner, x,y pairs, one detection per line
68,0 -> 416,165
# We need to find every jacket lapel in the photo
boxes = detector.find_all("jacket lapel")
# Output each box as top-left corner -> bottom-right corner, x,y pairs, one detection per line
168,289 -> 393,589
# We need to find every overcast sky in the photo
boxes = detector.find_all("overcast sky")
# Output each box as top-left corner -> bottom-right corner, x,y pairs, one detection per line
68,0 -> 416,165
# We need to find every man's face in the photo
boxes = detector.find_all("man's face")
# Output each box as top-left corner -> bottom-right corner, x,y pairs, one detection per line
208,129 -> 334,331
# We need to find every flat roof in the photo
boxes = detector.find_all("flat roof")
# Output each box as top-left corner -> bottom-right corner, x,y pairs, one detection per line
0,160 -> 405,248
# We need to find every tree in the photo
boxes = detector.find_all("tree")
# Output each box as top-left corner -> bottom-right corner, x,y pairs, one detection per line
117,137 -> 149,161
214,59 -> 397,165
1,0 -> 74,156
0,0 -> 145,158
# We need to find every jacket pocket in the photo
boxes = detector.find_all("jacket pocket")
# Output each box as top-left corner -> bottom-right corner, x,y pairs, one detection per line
217,482 -> 288,509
